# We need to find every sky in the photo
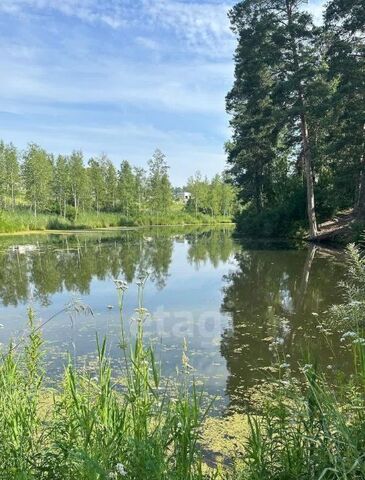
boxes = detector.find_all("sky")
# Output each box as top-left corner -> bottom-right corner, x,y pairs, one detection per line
0,0 -> 325,185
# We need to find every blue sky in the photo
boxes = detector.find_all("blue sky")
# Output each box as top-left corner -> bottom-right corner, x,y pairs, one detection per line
0,0 -> 325,184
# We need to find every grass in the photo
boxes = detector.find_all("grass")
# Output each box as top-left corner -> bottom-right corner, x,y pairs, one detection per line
0,279 -> 214,480
0,209 -> 233,234
1,244 -> 365,478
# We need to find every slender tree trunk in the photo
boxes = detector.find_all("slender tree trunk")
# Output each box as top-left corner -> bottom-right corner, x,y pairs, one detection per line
11,183 -> 15,210
286,0 -> 318,239
355,124 -> 365,219
300,112 -> 318,239
74,193 -> 78,220
255,172 -> 263,213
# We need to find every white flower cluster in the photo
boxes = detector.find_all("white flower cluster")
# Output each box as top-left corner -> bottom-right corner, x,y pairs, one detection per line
113,279 -> 128,292
279,362 -> 290,369
269,336 -> 285,350
340,331 -> 365,345
300,364 -> 313,374
109,463 -> 127,478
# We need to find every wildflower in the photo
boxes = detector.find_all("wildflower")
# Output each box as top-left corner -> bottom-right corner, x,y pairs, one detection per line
136,272 -> 149,287
135,307 -> 149,316
279,380 -> 290,387
349,300 -> 362,306
113,279 -> 128,292
342,331 -> 357,338
269,336 -> 285,350
280,363 -> 290,369
300,364 -> 313,373
177,422 -> 182,429
116,463 -> 127,476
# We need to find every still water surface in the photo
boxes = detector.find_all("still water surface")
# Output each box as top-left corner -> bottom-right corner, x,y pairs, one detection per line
0,226 -> 349,411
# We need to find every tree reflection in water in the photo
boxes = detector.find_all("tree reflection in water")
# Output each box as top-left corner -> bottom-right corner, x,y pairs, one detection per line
0,226 -> 236,307
220,241 -> 350,412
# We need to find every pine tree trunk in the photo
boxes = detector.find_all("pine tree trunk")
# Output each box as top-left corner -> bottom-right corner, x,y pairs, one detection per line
286,0 -> 318,239
300,113 -> 318,239
355,124 -> 365,219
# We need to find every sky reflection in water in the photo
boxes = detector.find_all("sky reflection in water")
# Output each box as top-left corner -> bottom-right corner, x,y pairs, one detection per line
0,227 -> 349,411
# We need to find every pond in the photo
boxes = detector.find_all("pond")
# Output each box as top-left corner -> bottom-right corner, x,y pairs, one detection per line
0,226 -> 350,412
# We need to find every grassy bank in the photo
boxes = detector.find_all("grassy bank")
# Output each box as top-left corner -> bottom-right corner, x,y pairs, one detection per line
0,210 -> 233,234
1,245 -> 365,479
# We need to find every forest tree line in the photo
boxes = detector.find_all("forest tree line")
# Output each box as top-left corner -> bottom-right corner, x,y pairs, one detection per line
0,142 -> 236,221
226,0 -> 364,238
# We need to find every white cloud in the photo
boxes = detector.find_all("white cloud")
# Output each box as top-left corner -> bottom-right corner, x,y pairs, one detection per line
0,0 -> 233,181
0,46 -> 233,115
0,0 -> 234,57
0,0 -> 127,27
142,0 -> 233,54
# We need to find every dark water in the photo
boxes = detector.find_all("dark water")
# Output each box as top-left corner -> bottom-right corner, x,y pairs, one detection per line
0,226 -> 349,411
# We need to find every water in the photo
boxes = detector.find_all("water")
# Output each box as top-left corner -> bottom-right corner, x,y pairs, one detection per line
0,226 -> 350,412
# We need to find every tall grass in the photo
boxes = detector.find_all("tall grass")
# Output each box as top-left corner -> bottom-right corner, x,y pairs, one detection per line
0,278 -> 213,480
0,209 -> 233,233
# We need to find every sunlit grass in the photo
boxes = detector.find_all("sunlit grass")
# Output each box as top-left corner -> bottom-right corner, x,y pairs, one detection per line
0,209 -> 233,233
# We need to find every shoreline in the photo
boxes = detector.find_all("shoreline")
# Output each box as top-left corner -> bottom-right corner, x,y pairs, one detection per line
0,222 -> 235,237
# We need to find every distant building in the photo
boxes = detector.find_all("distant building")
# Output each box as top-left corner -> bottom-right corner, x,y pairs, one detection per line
177,191 -> 192,204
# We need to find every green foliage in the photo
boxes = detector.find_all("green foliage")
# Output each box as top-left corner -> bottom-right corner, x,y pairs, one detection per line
186,172 -> 237,218
23,143 -> 53,216
118,160 -> 139,218
147,149 -> 173,215
227,0 -> 365,236
0,141 -> 20,210
0,142 -> 236,232
236,182 -> 306,238
0,287 -> 212,479
329,242 -> 365,329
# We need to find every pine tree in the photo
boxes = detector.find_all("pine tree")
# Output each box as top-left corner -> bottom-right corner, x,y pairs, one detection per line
227,0 -> 322,238
325,0 -> 365,218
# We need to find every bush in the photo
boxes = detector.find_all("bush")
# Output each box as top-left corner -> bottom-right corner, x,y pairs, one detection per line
235,188 -> 307,238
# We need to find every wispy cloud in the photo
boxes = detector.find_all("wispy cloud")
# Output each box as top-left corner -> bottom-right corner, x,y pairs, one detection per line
0,0 -> 235,182
0,49 -> 232,114
0,0 -> 127,27
0,0 -> 233,53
